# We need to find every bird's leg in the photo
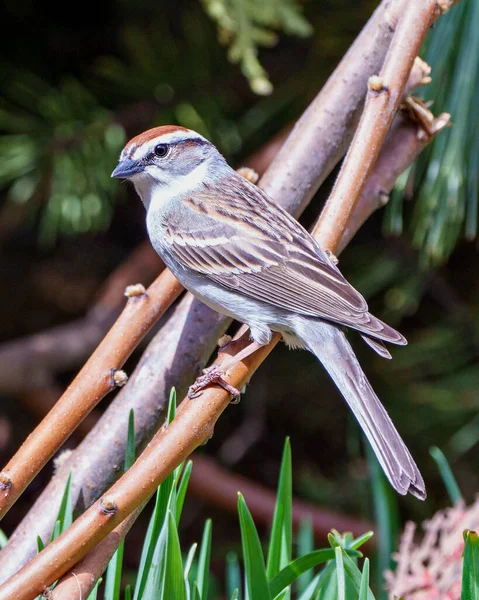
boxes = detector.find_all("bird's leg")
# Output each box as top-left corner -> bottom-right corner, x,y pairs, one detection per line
188,339 -> 265,401
217,327 -> 251,356
188,366 -> 241,400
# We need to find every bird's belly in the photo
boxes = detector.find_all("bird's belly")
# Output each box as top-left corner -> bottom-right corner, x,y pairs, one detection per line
156,245 -> 285,329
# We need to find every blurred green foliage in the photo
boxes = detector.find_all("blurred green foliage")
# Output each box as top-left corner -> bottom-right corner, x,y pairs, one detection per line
385,0 -> 479,264
0,70 -> 125,244
201,0 -> 312,94
0,0 -> 313,243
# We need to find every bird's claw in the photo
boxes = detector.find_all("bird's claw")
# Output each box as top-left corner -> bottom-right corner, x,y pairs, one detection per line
188,366 -> 241,401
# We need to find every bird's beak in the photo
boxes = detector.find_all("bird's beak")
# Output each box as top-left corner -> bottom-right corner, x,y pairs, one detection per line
111,159 -> 143,179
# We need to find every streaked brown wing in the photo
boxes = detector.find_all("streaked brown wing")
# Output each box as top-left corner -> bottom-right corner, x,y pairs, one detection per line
164,176 -> 375,331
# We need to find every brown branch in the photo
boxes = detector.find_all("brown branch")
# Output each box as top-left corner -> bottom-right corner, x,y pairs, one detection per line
49,501 -> 148,600
0,241 -> 162,395
0,0 -> 444,587
312,0 -> 441,251
0,268 -> 184,521
49,454 -> 373,600
337,100 -> 451,254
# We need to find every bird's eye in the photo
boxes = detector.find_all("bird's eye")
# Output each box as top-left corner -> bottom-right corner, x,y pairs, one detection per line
154,143 -> 169,158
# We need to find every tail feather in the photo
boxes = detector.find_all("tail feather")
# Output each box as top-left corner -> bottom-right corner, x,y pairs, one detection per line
300,320 -> 425,499
360,334 -> 392,359
356,313 -> 407,347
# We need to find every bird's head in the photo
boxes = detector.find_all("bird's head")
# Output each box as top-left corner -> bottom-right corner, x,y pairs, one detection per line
112,125 -> 225,208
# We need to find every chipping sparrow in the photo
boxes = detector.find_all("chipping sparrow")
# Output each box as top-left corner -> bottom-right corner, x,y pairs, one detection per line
112,125 -> 425,499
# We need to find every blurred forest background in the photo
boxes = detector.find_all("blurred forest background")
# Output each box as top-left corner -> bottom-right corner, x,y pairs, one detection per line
1,0 -> 479,596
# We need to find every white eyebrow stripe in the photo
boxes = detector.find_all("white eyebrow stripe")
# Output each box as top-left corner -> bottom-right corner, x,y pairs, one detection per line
130,131 -> 209,159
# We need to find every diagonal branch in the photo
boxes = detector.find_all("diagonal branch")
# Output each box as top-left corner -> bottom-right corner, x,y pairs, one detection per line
312,0 -> 453,250
0,268 -> 184,521
337,99 -> 450,253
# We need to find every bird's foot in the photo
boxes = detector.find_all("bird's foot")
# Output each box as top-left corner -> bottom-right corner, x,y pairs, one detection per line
188,366 -> 241,401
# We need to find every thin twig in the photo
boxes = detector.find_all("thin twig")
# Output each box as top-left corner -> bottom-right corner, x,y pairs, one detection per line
312,0 -> 441,250
338,101 -> 450,253
0,268 -> 183,521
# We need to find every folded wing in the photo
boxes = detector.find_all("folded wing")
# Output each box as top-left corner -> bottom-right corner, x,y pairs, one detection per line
166,176 -> 406,345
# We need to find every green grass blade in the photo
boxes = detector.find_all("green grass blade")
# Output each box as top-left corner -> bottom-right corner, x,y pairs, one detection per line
86,578 -> 102,600
297,573 -> 321,600
461,530 -> 479,600
335,547 -> 345,600
296,519 -> 314,595
341,550 -> 375,600
430,446 -> 463,504
135,389 -> 181,598
104,411 -> 137,600
176,461 -> 193,526
50,520 -> 61,543
238,493 -> 272,600
125,585 -> 132,600
141,516 -> 169,600
230,590 -> 239,600
197,519 -> 212,600
133,488 -> 166,600
226,552 -> 242,600
192,582 -> 201,600
349,532 -> 374,551
104,535 -> 124,600
0,529 -> 7,549
160,511 -> 187,600
36,535 -> 45,553
51,472 -> 73,541
184,543 -> 198,582
366,445 -> 398,598
359,558 -> 370,600
314,562 -> 337,600
268,549 -> 360,598
125,409 -> 136,471
267,438 -> 292,579
167,387 -> 177,424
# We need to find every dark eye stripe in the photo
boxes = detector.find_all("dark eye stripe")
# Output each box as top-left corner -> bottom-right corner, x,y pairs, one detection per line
146,137 -> 209,162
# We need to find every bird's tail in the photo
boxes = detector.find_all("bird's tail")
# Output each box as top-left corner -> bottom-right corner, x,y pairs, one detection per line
299,320 -> 425,499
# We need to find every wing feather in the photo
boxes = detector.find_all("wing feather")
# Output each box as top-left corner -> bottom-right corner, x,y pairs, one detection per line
164,175 -> 405,344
